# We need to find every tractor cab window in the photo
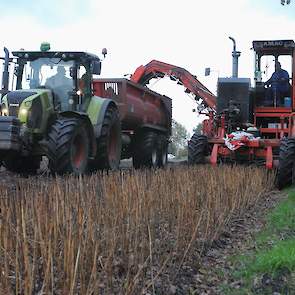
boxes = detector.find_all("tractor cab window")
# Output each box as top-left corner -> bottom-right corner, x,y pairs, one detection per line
259,55 -> 275,83
259,55 -> 292,84
78,64 -> 91,97
255,55 -> 292,107
277,55 -> 292,83
20,58 -> 74,111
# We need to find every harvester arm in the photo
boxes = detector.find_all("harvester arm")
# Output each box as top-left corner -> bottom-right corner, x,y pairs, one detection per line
131,60 -> 217,111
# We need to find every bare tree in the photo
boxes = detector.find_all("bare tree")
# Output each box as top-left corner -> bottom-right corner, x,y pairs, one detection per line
169,119 -> 190,158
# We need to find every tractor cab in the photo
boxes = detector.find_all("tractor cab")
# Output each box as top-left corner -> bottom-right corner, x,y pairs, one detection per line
11,48 -> 102,113
253,40 -> 294,107
252,39 -> 295,138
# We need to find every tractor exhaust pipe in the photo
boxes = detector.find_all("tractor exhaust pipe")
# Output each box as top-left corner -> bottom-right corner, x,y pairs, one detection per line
229,37 -> 241,78
1,47 -> 10,97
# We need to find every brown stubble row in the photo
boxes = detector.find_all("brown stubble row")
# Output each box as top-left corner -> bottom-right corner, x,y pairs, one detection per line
0,166 -> 273,294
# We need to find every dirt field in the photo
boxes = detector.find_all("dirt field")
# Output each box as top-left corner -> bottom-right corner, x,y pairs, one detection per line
0,165 -> 277,294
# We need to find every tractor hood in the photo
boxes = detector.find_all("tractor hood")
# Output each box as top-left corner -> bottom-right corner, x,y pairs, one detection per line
1,89 -> 55,132
4,90 -> 38,116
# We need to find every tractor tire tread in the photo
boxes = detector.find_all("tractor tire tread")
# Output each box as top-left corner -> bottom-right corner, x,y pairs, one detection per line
276,137 -> 295,189
188,134 -> 208,164
47,117 -> 88,174
133,131 -> 158,169
91,105 -> 121,170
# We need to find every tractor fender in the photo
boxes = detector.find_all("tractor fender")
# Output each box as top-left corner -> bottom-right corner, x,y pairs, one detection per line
86,96 -> 118,139
59,111 -> 97,158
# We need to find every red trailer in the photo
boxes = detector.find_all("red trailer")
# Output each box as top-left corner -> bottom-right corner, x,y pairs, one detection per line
93,78 -> 172,168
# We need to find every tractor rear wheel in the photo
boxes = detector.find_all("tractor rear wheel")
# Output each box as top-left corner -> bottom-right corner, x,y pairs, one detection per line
133,131 -> 159,169
276,137 -> 295,189
90,105 -> 122,171
47,117 -> 89,175
188,134 -> 208,164
4,155 -> 41,174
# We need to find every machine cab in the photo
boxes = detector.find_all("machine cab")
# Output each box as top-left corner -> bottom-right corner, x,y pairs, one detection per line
253,40 -> 295,109
12,50 -> 101,112
252,40 -> 295,138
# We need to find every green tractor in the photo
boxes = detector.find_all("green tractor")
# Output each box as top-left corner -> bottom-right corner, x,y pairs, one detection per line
0,44 -> 121,174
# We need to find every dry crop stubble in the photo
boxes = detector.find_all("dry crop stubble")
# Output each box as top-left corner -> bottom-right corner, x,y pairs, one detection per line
0,166 -> 274,294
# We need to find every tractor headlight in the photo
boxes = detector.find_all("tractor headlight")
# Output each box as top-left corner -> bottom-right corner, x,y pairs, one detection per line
1,106 -> 8,116
19,107 -> 30,124
20,108 -> 28,116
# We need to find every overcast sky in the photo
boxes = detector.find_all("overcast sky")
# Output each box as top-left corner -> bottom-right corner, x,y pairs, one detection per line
0,0 -> 294,134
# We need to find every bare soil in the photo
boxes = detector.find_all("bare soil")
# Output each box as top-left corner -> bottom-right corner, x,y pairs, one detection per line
148,190 -> 285,295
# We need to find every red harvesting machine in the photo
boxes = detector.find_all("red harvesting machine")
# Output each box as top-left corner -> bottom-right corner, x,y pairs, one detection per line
131,39 -> 295,189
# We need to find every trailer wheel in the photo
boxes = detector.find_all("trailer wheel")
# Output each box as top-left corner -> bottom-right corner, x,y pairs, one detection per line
47,117 -> 89,175
276,137 -> 295,189
157,134 -> 168,168
4,155 -> 41,174
188,134 -> 208,164
133,131 -> 159,169
91,105 -> 122,170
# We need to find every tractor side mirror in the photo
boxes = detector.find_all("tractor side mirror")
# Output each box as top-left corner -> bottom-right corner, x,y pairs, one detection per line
92,61 -> 101,75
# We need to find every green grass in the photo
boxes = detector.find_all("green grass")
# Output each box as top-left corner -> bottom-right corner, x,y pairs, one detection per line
251,239 -> 295,273
220,189 -> 295,294
268,192 -> 295,230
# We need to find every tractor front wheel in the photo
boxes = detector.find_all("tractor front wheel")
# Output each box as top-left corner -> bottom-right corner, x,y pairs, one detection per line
276,137 -> 295,189
47,117 -> 89,175
188,134 -> 208,165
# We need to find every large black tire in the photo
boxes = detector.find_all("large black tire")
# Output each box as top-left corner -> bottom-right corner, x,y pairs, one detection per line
188,134 -> 208,164
4,155 -> 41,174
276,137 -> 295,189
47,117 -> 89,175
157,134 -> 168,168
91,105 -> 122,170
133,131 -> 159,169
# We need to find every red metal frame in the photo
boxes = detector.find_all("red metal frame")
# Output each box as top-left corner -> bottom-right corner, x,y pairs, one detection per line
209,138 -> 278,169
131,60 -> 217,110
131,42 -> 294,169
209,41 -> 294,169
